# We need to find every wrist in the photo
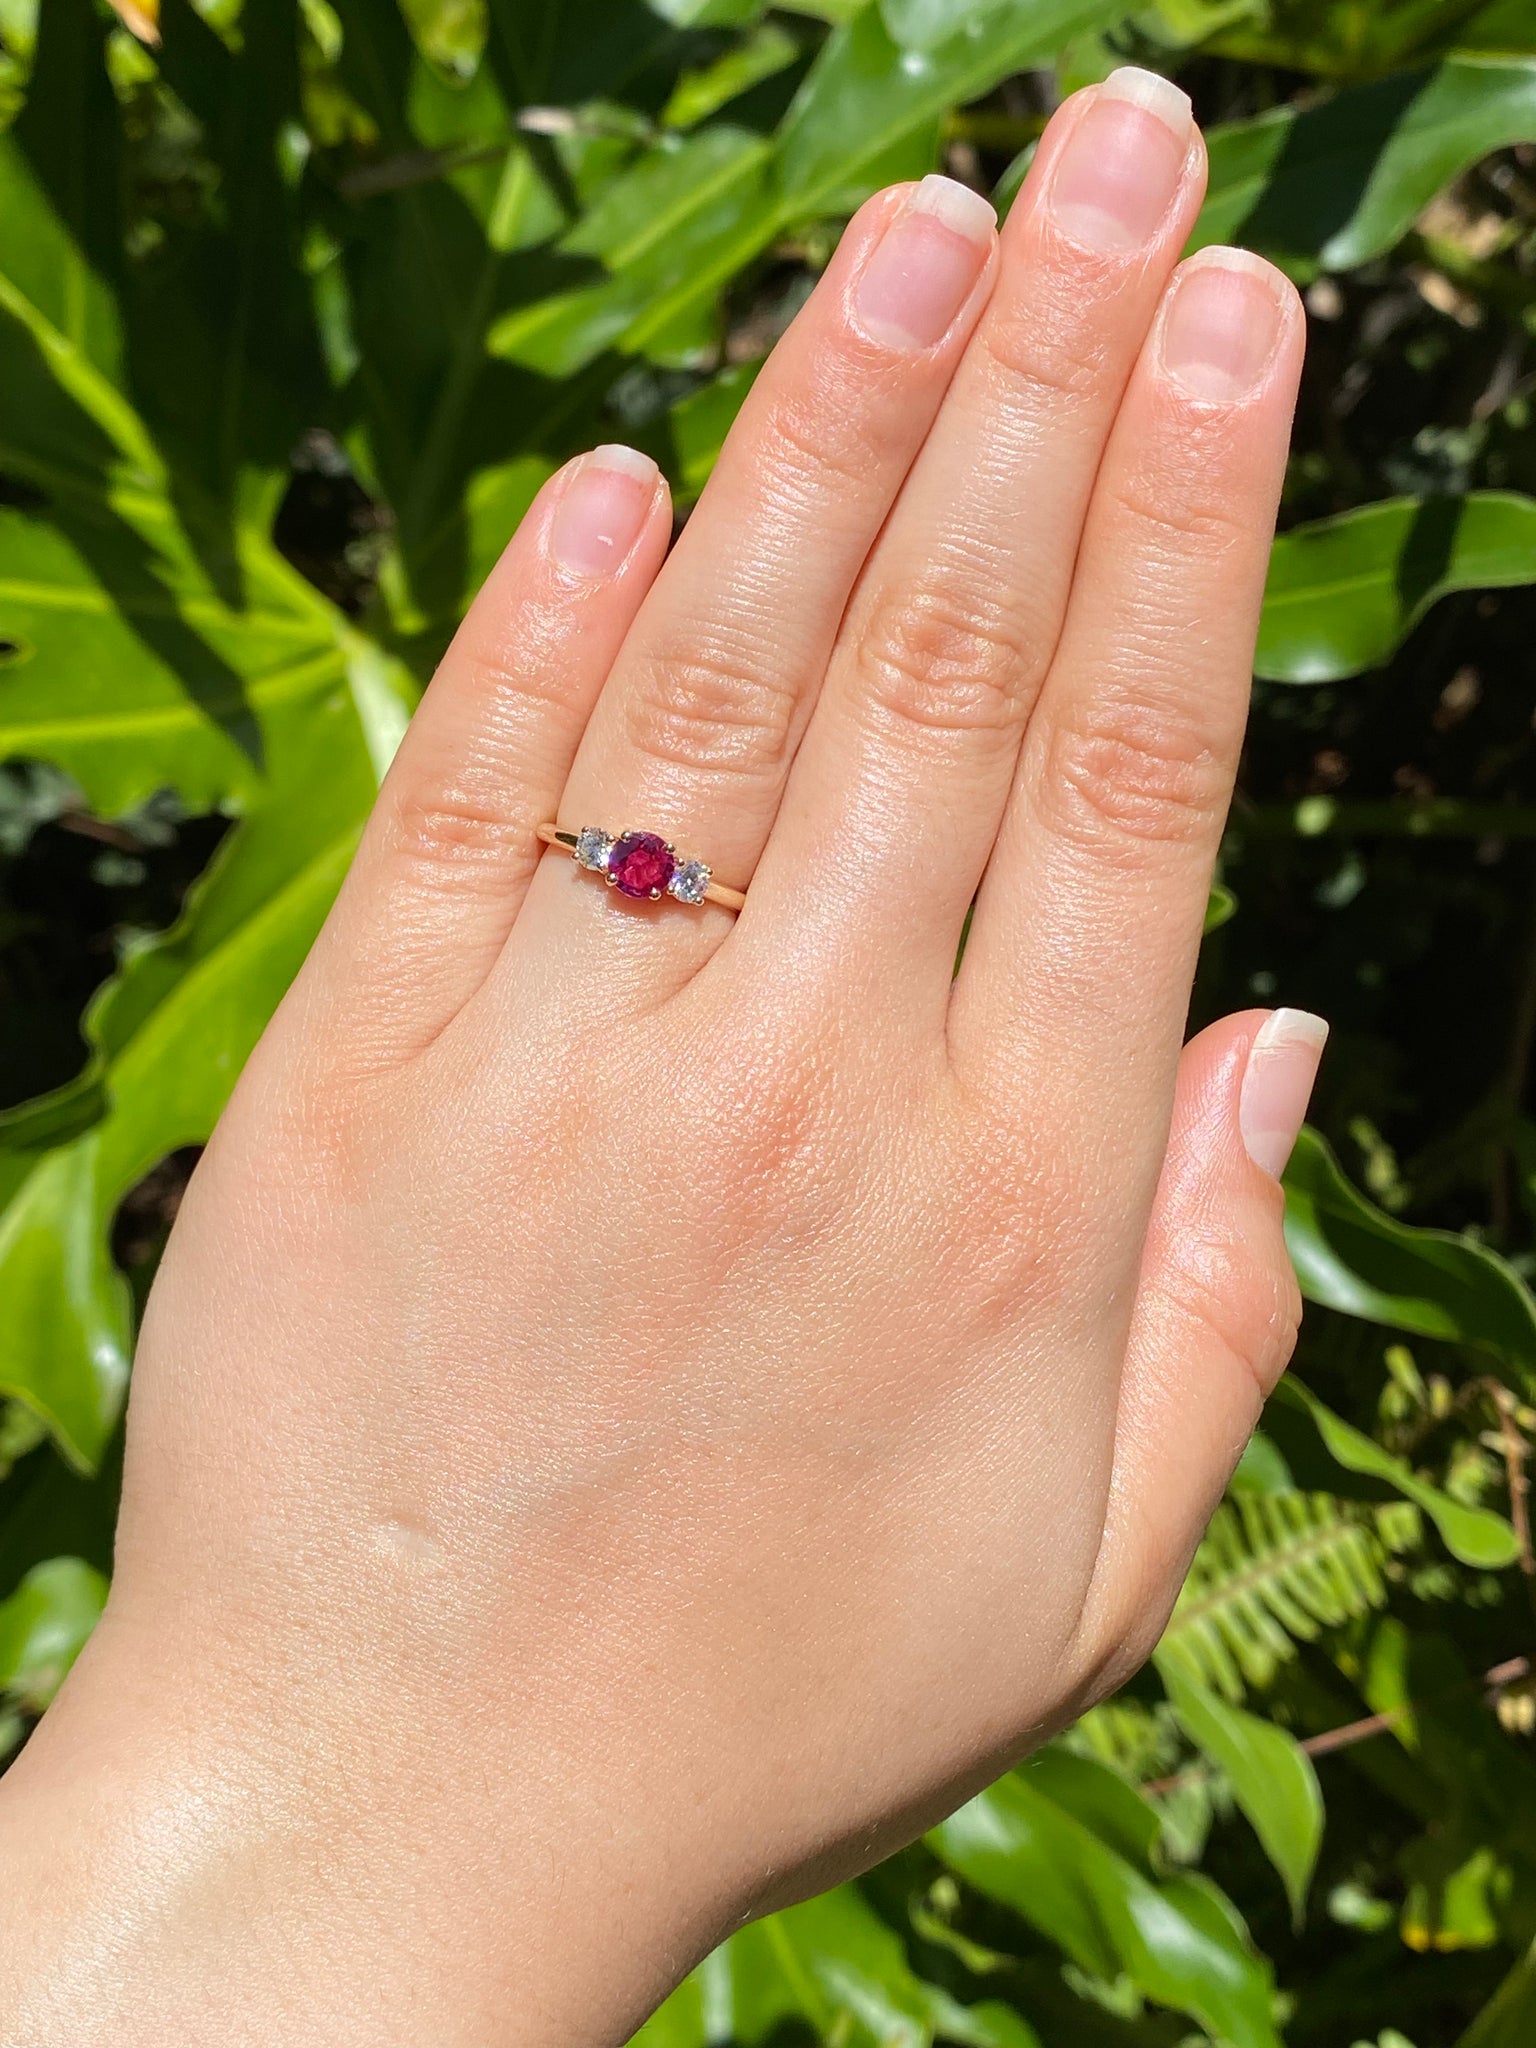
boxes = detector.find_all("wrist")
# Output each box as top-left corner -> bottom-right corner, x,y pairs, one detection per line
0,1609 -> 715,2047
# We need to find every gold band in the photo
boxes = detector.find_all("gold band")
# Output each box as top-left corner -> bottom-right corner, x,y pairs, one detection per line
537,823 -> 746,912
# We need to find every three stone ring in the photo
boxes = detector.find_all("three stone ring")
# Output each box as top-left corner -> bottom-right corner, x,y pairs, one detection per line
536,823 -> 746,912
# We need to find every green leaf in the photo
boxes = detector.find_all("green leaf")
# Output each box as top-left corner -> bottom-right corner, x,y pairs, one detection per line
0,1555 -> 107,1712
931,1766 -> 1282,2048
0,738 -> 371,1468
778,0 -> 1122,215
668,357 -> 763,498
0,506 -> 377,816
1160,1663 -> 1324,1926
1269,1377 -> 1521,1569
496,0 -> 1127,379
490,125 -> 775,376
633,1883 -> 1040,2047
1195,57 -> 1536,275
646,0 -> 762,27
1282,1127 -> 1536,1386
1460,1937 -> 1536,2047
1204,880 -> 1237,932
662,20 -> 800,129
1256,493 -> 1536,683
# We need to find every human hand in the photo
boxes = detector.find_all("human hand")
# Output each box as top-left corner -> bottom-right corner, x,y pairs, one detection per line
0,69 -> 1318,2048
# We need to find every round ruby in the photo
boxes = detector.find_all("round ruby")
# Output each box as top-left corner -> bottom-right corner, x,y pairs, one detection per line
607,830 -> 675,899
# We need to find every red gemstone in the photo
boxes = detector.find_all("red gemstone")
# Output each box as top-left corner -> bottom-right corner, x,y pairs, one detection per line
607,830 -> 675,899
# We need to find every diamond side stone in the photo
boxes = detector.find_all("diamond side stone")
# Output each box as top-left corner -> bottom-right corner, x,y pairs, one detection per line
668,859 -> 711,905
574,826 -> 613,871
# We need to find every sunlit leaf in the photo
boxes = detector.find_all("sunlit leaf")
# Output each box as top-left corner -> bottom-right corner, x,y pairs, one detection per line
1256,494 -> 1536,683
634,1883 -> 1040,2047
1460,1937 -> 1536,2046
1268,1377 -> 1521,1569
1161,1663 -> 1324,1926
931,1764 -> 1283,2048
0,1555 -> 106,1712
1283,1127 -> 1536,1387
1196,57 -> 1536,273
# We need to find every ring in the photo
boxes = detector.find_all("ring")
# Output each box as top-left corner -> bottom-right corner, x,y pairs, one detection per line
537,823 -> 746,912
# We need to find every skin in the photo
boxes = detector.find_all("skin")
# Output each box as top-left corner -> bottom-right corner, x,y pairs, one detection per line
0,82 -> 1311,2047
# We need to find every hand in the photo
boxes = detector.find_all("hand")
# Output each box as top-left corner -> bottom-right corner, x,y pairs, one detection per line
0,70 -> 1317,2047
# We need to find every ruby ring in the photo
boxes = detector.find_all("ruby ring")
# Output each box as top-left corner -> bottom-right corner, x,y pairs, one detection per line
537,823 -> 746,912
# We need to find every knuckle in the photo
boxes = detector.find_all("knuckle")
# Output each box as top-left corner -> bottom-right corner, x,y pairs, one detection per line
754,383 -> 879,502
851,566 -> 1038,739
980,295 -> 1116,412
624,636 -> 799,779
1040,693 -> 1231,854
1108,469 -> 1251,554
1159,1226 -> 1302,1405
1104,426 -> 1256,558
449,615 -> 575,718
383,774 -> 524,874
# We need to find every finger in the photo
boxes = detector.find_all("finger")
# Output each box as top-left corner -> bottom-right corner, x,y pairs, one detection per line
302,447 -> 670,1066
955,247 -> 1304,1215
513,175 -> 998,999
732,70 -> 1205,1016
1073,1008 -> 1327,1687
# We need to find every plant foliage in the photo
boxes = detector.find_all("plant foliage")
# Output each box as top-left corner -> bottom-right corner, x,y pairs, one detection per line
2,0 -> 1536,2041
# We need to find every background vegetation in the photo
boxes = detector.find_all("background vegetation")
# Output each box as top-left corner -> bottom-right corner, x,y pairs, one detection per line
2,0 -> 1536,2039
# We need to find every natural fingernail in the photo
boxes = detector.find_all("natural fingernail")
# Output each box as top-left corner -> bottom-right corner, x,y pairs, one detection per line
1240,1008 -> 1329,1180
550,444 -> 658,576
1048,66 -> 1192,254
854,174 -> 995,351
1159,247 -> 1289,401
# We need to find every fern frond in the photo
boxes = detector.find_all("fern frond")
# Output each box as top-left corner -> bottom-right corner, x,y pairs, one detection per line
1157,1493 -> 1418,1701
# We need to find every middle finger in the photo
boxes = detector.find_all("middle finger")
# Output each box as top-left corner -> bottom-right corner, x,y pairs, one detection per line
736,70 -> 1205,1017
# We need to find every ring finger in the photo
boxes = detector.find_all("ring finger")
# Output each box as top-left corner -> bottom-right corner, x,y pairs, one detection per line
510,174 -> 999,1004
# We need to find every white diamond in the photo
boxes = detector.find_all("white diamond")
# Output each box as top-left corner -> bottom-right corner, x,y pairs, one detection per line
574,826 -> 613,871
669,859 -> 711,905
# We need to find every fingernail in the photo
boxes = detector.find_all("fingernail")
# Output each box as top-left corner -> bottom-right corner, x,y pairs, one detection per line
1048,66 -> 1192,254
1240,1009 -> 1329,1179
853,174 -> 995,351
549,444 -> 657,576
1159,247 -> 1289,401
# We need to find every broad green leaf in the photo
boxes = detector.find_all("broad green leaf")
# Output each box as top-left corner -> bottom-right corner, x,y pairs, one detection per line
633,1884 -> 1040,2047
931,1766 -> 1282,2048
0,714 -> 373,1468
1023,1745 -> 1162,1877
0,490 -> 401,1467
141,0 -> 332,509
1160,1663 -> 1324,1926
1268,1377 -> 1521,1569
778,0 -> 1123,214
662,20 -> 800,128
0,1555 -> 107,1711
1256,494 -> 1536,683
496,0 -> 1127,378
1282,1126 -> 1536,1387
489,127 -> 776,376
1460,1937 -> 1536,2047
0,507 -> 377,816
646,0 -> 761,26
1195,58 -> 1536,274
1459,0 -> 1536,55
668,358 -> 763,498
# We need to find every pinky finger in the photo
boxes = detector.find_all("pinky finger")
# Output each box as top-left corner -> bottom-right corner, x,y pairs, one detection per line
302,447 -> 670,1067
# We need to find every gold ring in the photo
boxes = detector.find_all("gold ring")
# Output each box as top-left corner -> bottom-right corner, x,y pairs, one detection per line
537,824 -> 745,912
